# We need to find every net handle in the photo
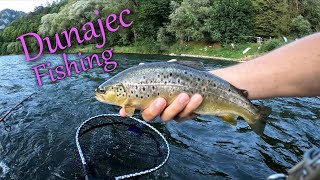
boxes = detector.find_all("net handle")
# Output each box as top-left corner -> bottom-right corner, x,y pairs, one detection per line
75,114 -> 170,180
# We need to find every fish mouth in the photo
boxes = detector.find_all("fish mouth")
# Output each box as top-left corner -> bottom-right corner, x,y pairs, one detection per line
95,93 -> 106,103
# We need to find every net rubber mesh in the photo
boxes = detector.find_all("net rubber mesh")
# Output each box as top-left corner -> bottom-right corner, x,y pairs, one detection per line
76,114 -> 170,179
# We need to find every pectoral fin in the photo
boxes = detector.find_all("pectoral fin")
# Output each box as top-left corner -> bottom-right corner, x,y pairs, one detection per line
218,114 -> 238,126
124,106 -> 136,117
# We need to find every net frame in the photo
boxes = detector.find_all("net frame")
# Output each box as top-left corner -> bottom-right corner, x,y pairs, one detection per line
75,114 -> 170,180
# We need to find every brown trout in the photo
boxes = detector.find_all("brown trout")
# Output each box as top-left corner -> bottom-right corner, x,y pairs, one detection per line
95,61 -> 271,135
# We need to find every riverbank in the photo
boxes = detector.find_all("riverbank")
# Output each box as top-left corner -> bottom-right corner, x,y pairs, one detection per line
64,42 -> 266,62
2,40 -> 285,61
114,42 -> 263,61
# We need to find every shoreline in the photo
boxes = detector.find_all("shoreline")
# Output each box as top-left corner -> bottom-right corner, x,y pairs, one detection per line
1,42 -> 263,62
0,51 -> 251,62
167,53 -> 246,62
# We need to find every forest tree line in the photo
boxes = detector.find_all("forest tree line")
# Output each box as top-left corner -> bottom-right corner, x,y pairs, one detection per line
0,0 -> 319,55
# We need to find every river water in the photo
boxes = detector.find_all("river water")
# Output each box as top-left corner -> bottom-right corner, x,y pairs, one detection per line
0,53 -> 319,180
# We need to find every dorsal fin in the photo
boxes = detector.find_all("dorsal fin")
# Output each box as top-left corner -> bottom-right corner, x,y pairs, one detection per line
232,85 -> 249,98
239,89 -> 249,98
175,61 -> 206,71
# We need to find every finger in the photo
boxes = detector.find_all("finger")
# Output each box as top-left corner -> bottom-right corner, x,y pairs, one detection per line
174,114 -> 197,122
176,94 -> 203,120
160,93 -> 190,121
142,98 -> 167,121
120,108 -> 127,117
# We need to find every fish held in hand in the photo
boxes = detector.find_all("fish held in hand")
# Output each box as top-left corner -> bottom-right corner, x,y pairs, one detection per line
95,61 -> 271,135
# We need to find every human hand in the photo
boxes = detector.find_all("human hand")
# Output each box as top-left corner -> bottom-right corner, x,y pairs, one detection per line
120,93 -> 203,122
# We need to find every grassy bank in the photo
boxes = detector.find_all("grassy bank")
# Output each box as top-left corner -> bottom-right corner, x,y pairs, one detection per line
65,39 -> 288,61
114,42 -> 261,60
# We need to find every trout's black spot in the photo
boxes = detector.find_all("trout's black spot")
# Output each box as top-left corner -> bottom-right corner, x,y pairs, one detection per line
184,71 -> 187,74
178,79 -> 180,83
143,76 -> 146,79
198,78 -> 200,81
164,81 -> 167,85
205,75 -> 208,77
141,96 -> 143,99
170,73 -> 172,76
131,91 -> 133,94
136,86 -> 138,89
213,83 -> 216,87
158,74 -> 160,78
203,88 -> 206,92
143,87 -> 145,91
136,94 -> 138,98
157,92 -> 160,96
228,89 -> 231,92
147,95 -> 150,97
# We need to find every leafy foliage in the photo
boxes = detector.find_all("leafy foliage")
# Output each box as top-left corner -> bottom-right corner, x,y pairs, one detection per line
166,0 -> 212,43
252,0 -> 289,37
208,0 -> 254,43
261,39 -> 285,52
0,0 -> 319,55
301,0 -> 320,31
290,15 -> 311,37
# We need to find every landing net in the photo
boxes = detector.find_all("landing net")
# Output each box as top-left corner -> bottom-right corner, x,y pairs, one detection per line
75,114 -> 170,180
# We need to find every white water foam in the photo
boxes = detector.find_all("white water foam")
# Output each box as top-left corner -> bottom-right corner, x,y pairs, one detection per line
0,161 -> 9,178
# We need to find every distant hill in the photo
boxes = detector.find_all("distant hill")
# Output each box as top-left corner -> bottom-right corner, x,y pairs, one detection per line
0,9 -> 26,31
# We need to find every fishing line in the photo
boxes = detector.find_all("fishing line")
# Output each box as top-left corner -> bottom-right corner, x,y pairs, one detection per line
0,92 -> 37,131
75,114 -> 170,180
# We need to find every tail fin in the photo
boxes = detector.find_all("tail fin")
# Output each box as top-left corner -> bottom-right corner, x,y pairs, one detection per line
249,105 -> 272,135
249,120 -> 267,135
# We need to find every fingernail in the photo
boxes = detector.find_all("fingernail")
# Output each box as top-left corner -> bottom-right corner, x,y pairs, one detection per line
179,94 -> 189,104
151,99 -> 164,111
194,94 -> 203,102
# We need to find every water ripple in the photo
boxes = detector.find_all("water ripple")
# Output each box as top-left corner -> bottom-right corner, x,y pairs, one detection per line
0,54 -> 319,179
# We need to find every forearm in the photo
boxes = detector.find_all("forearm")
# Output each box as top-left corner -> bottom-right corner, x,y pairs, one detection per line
210,33 -> 320,100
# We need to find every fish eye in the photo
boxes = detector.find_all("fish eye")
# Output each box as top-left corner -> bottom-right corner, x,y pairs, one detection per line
96,87 -> 106,94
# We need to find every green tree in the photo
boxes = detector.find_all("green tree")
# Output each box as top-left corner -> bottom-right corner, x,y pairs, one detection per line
252,0 -> 289,37
2,26 -> 16,42
132,0 -> 171,42
301,0 -> 320,31
291,15 -> 311,37
205,0 -> 254,43
1,43 -> 8,55
166,0 -> 212,43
